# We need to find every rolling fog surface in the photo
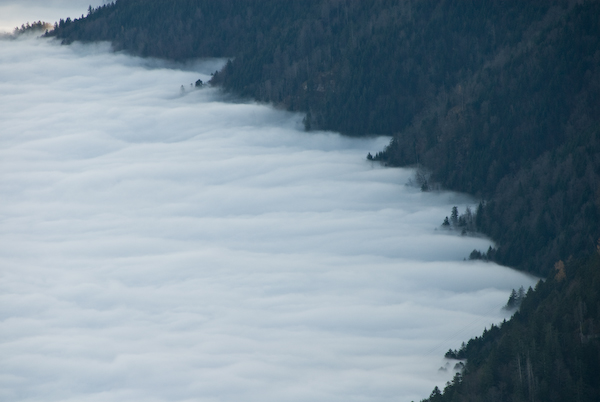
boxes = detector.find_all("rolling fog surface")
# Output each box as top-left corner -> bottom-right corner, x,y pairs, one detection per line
0,36 -> 536,402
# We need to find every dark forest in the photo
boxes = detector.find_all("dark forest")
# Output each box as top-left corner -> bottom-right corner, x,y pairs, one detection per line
49,1 -> 600,400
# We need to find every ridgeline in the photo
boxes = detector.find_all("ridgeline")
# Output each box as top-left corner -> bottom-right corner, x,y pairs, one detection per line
48,1 -> 600,400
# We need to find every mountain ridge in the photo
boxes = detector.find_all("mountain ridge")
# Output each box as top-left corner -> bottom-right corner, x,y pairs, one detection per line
47,1 -> 600,400
48,0 -> 600,275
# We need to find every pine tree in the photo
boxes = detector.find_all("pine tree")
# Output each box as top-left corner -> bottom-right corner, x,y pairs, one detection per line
450,206 -> 459,226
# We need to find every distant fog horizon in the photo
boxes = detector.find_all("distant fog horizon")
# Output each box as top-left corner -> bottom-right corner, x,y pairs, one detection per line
0,0 -> 110,33
0,34 -> 536,402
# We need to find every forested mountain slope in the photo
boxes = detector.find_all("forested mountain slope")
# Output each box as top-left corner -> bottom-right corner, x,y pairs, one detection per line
48,1 -> 600,401
49,0 -> 599,276
421,248 -> 600,402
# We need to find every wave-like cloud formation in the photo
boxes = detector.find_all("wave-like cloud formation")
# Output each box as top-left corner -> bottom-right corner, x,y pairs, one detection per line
0,37 -> 536,402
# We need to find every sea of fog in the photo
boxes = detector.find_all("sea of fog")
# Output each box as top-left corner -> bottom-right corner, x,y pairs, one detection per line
0,36 -> 537,402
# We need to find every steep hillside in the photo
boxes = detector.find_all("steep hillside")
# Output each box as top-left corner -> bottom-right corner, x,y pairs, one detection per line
421,247 -> 600,402
49,0 -> 600,275
47,1 -> 600,400
377,1 -> 600,274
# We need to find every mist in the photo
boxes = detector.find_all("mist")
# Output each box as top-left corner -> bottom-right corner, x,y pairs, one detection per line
0,36 -> 536,402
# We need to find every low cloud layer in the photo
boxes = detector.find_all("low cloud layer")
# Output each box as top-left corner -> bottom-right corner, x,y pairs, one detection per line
0,37 -> 536,402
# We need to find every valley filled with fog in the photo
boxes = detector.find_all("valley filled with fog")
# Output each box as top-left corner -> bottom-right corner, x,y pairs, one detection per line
0,36 -> 536,402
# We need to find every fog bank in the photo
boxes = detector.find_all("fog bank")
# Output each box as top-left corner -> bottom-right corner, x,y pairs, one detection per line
0,37 -> 536,402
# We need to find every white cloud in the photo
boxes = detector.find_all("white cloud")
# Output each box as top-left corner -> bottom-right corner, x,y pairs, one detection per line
0,36 -> 536,402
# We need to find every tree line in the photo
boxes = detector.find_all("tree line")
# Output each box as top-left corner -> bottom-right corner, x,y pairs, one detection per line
48,0 -> 599,276
47,1 -> 600,400
420,246 -> 600,402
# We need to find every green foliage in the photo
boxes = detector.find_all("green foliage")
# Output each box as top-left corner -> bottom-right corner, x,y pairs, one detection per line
48,2 -> 600,400
504,286 -> 526,311
12,20 -> 53,36
441,205 -> 476,234
423,251 -> 600,402
377,1 -> 600,274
